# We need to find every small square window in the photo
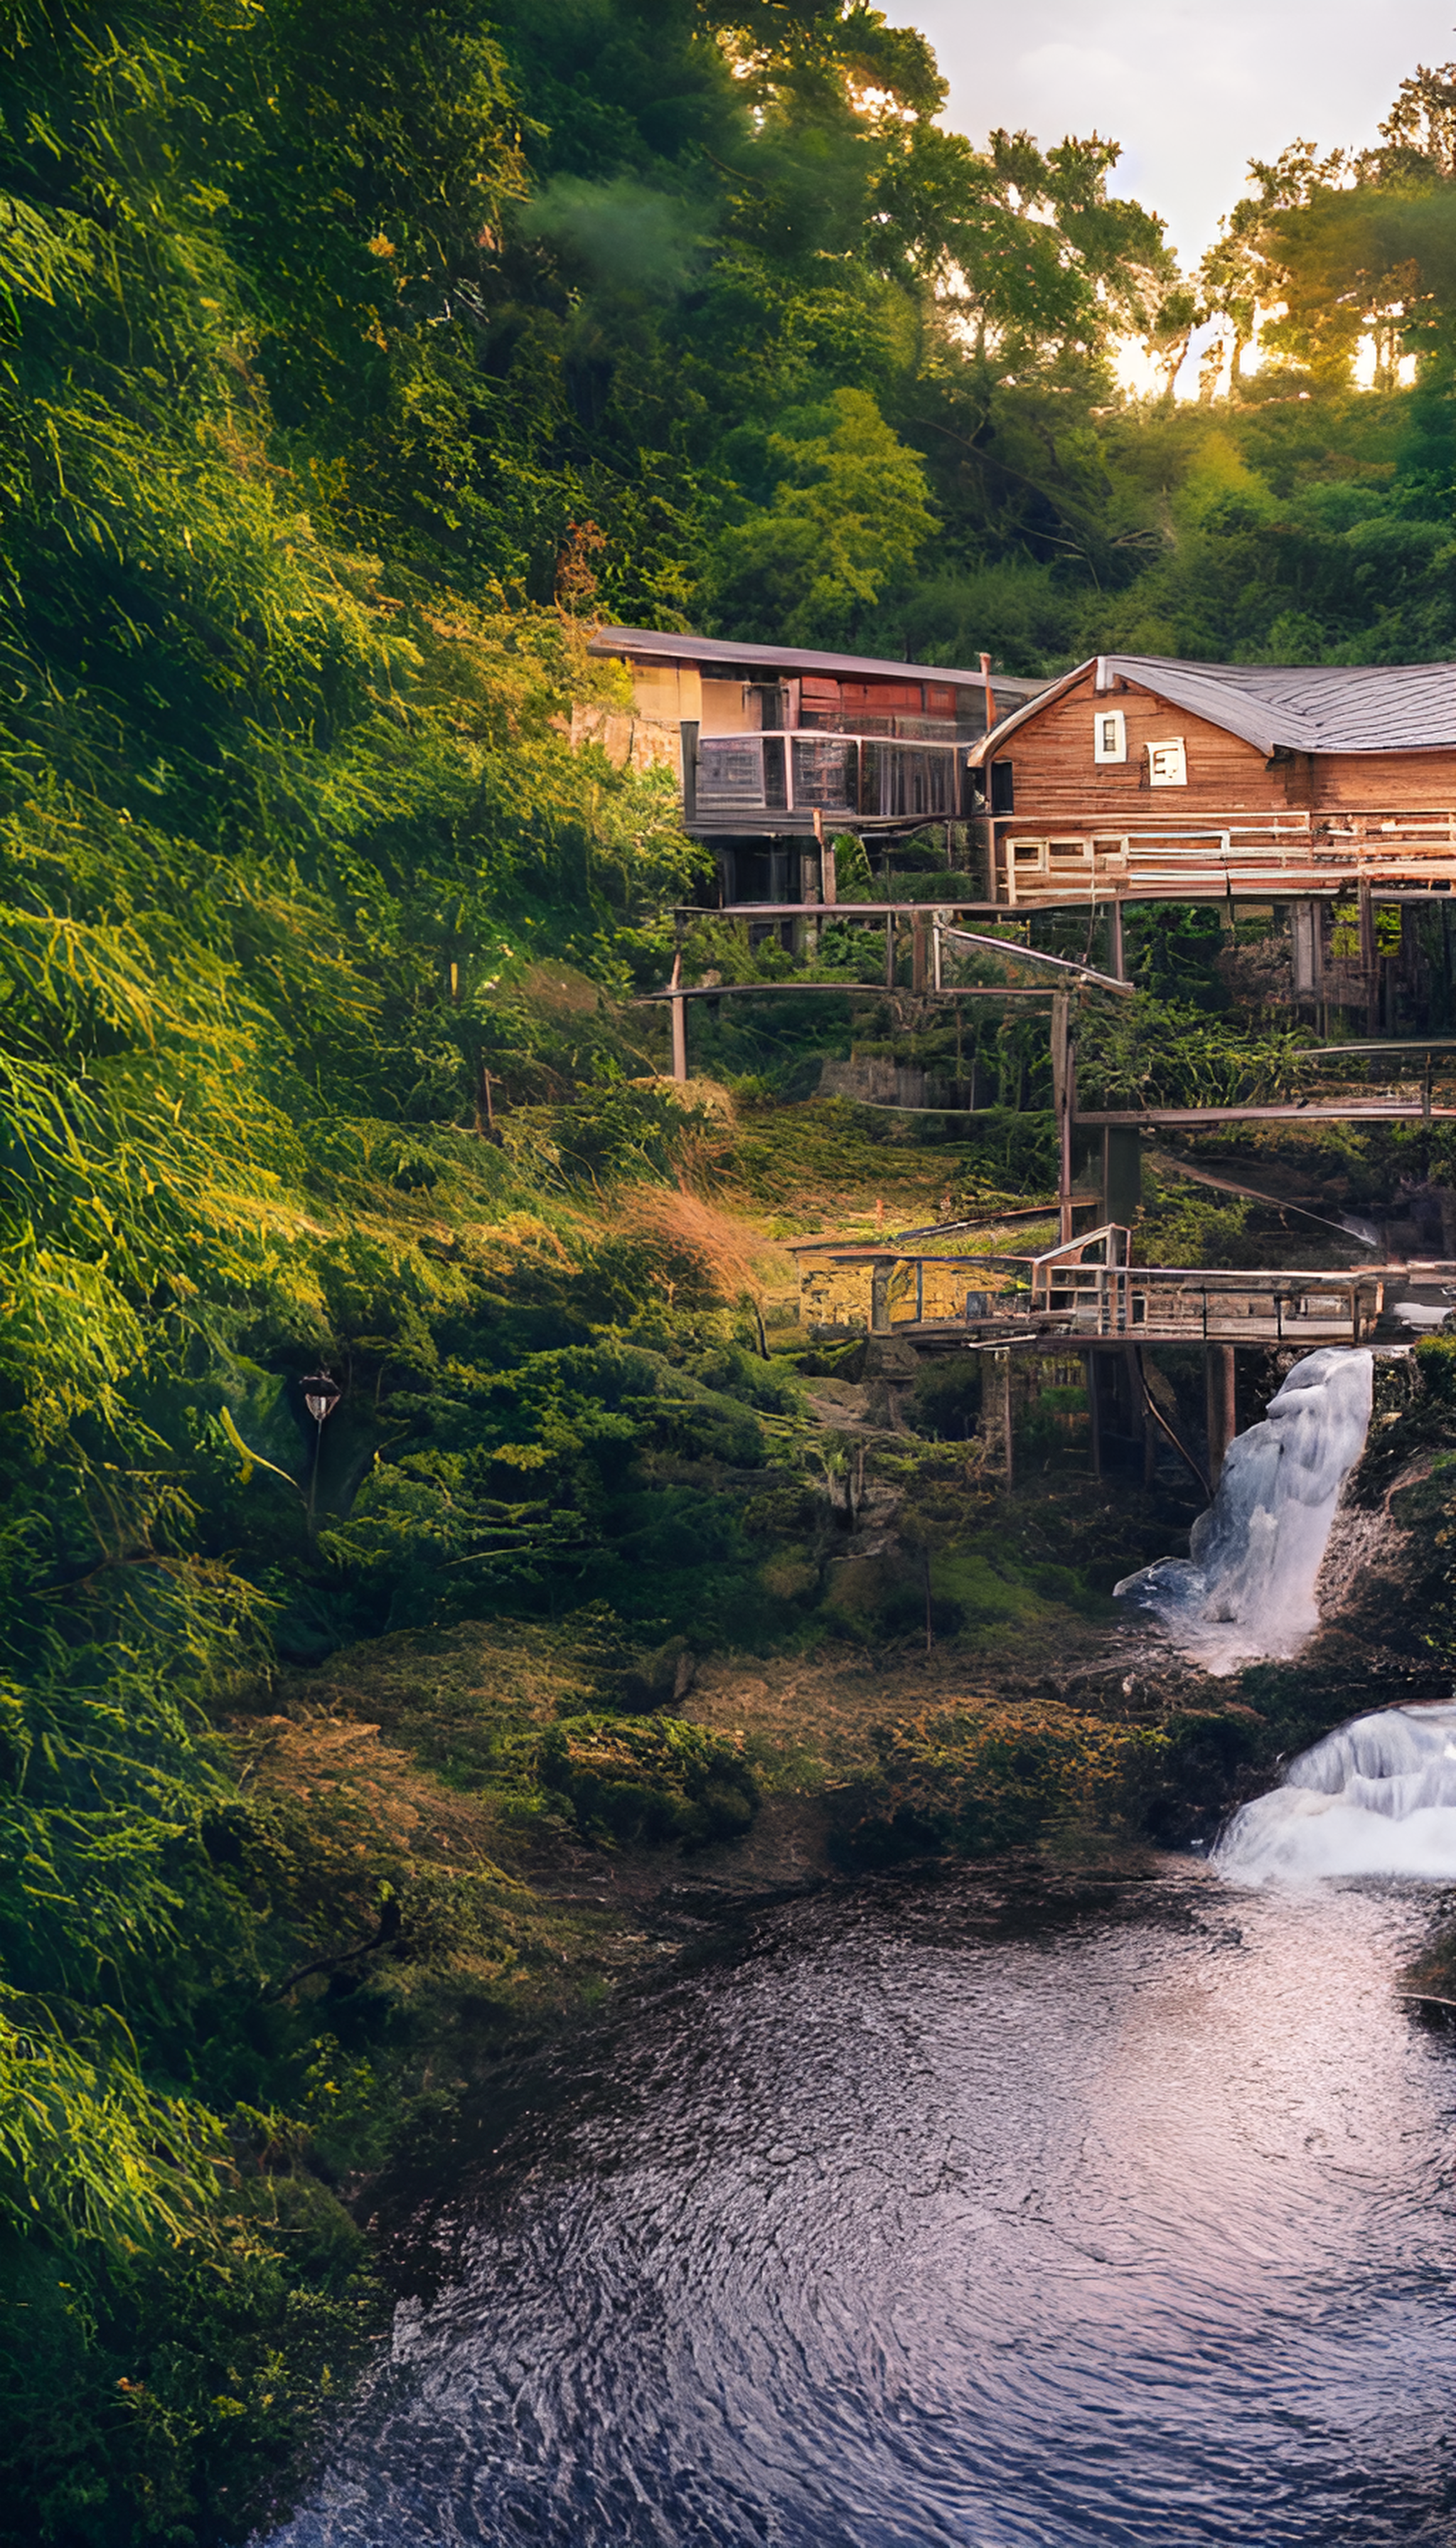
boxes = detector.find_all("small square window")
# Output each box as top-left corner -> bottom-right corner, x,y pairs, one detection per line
1093,710 -> 1126,764
1147,737 -> 1187,788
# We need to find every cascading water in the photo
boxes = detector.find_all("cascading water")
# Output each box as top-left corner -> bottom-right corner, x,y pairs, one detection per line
1114,1346 -> 1374,1675
1215,1701 -> 1456,1882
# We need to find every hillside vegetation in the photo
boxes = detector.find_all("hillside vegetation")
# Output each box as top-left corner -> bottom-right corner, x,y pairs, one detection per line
6,4 -> 1456,2539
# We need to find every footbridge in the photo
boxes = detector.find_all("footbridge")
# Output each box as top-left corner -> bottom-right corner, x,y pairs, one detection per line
796,1224 -> 1399,1350
793,1223 -> 1448,1487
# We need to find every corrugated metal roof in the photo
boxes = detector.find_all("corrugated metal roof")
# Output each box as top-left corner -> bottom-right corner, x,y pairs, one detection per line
589,623 -> 1045,700
977,653 -> 1456,758
1101,655 -> 1456,753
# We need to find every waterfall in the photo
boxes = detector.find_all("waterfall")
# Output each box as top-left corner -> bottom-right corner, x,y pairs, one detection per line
1215,1702 -> 1456,1881
1113,1347 -> 1374,1676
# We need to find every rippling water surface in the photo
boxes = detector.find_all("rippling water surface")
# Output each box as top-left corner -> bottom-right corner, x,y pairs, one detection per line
270,1871 -> 1454,2548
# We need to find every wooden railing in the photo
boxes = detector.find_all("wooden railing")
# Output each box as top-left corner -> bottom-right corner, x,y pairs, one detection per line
1029,1265 -> 1386,1344
995,812 -> 1456,905
871,1226 -> 1388,1346
1024,1226 -> 1384,1341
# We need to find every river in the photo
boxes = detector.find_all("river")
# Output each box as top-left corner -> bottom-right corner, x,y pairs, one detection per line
268,1866 -> 1453,2547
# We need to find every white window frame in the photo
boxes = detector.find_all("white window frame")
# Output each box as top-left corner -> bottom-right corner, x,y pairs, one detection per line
1093,710 -> 1126,764
1147,736 -> 1187,788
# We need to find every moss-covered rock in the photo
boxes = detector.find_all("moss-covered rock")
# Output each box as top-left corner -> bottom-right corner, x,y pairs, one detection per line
532,1713 -> 759,1850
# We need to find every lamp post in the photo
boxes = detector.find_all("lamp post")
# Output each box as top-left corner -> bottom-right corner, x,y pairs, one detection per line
301,1370 -> 341,1523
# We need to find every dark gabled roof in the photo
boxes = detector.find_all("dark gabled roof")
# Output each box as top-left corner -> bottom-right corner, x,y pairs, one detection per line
590,624 -> 1045,702
975,653 -> 1456,759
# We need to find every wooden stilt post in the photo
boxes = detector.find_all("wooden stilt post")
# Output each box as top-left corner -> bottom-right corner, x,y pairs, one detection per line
1359,880 -> 1377,1022
1130,1345 -> 1157,1486
996,1349 -> 1014,1489
1085,1349 -> 1102,1482
911,914 -> 927,993
669,946 -> 687,1083
884,914 -> 896,989
816,808 -> 837,906
1108,897 -> 1125,985
1051,992 -> 1074,1243
1205,1344 -> 1236,1486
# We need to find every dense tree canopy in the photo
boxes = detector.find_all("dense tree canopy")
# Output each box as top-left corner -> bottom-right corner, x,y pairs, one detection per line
5,3 -> 1456,2536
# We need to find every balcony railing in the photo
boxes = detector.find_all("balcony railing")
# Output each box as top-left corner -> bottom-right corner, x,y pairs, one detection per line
694,730 -> 964,825
995,813 -> 1456,904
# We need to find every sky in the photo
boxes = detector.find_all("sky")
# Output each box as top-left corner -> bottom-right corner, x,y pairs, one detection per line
911,0 -> 1455,267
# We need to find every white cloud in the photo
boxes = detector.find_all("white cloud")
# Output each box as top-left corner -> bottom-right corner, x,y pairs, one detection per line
915,0 -> 1452,264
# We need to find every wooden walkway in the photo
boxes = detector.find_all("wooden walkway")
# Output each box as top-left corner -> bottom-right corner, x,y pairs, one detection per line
1076,1102 -> 1456,1128
860,1227 -> 1394,1350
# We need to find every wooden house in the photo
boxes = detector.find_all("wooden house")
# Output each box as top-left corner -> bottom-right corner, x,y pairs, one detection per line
970,654 -> 1456,909
577,626 -> 1044,905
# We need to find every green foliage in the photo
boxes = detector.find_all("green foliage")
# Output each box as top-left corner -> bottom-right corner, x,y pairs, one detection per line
839,1701 -> 1165,1863
1132,1174 -> 1258,1273
6,0 -> 1456,2532
906,1359 -> 983,1441
1414,1334 -> 1456,1402
705,388 -> 936,644
531,1712 -> 759,1848
1077,991 -> 1317,1110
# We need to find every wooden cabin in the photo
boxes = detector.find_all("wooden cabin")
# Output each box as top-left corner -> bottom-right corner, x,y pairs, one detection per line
577,626 -> 1044,905
970,654 -> 1456,906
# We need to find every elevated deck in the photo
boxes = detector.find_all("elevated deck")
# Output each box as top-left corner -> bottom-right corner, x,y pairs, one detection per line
800,1224 -> 1448,1352
995,813 -> 1456,907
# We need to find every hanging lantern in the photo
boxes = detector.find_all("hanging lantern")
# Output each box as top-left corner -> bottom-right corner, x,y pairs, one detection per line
301,1371 -> 341,1424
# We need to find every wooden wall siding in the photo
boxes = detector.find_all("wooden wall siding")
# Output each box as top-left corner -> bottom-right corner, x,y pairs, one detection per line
1002,671 -> 1283,817
1315,749 -> 1456,808
628,660 -> 702,725
1004,670 -> 1456,822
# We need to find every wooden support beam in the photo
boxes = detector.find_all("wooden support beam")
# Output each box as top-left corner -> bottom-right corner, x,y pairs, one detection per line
668,947 -> 687,1083
1051,993 -> 1074,1244
635,983 -> 1056,1004
1103,1126 -> 1142,1225
1205,1345 -> 1236,1485
1359,879 -> 1377,1019
1130,1345 -> 1157,1487
1085,1349 -> 1103,1483
1078,1103 -> 1456,1125
993,1349 -> 1014,1488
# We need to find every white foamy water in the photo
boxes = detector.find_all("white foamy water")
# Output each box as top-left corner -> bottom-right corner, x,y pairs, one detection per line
1215,1701 -> 1456,1883
1114,1347 -> 1374,1674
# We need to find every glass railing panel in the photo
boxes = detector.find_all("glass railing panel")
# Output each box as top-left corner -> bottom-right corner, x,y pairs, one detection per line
696,735 -> 766,812
791,735 -> 858,810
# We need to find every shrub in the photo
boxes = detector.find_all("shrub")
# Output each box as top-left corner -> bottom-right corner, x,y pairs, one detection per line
532,1714 -> 759,1849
